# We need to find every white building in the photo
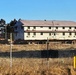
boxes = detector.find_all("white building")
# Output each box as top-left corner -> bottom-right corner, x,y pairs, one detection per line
14,19 -> 76,43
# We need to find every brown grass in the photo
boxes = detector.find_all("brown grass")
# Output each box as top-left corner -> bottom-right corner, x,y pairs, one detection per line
0,57 -> 76,75
0,43 -> 76,52
0,43 -> 76,75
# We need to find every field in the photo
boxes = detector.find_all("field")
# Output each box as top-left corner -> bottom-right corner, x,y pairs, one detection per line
0,43 -> 76,75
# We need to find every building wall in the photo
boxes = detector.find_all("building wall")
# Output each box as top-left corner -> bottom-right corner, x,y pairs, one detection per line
24,26 -> 76,40
24,26 -> 76,31
14,21 -> 24,40
14,21 -> 76,41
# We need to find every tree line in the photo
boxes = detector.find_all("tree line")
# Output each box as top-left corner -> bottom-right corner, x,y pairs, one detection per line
0,19 -> 18,39
0,19 -> 17,33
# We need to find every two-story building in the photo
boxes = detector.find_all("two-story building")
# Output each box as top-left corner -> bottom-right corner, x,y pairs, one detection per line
14,19 -> 76,44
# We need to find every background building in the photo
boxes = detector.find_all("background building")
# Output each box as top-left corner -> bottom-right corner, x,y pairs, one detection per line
0,19 -> 6,40
14,19 -> 76,44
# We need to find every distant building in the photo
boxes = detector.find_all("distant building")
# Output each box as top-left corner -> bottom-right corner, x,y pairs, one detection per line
0,19 -> 6,40
0,24 -> 5,39
14,19 -> 76,43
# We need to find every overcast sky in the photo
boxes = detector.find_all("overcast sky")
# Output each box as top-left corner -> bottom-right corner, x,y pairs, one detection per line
0,0 -> 76,23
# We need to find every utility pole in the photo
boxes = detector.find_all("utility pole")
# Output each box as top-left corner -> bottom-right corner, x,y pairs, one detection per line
47,37 -> 49,60
10,33 -> 12,67
46,37 -> 49,75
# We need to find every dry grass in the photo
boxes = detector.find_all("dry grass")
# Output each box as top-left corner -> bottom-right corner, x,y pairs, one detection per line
0,43 -> 76,75
0,43 -> 76,52
0,57 -> 76,75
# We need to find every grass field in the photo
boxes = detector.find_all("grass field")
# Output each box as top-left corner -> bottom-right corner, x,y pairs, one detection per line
0,57 -> 75,75
0,43 -> 76,75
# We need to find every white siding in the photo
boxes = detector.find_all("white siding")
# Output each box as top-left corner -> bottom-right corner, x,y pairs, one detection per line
24,26 -> 76,40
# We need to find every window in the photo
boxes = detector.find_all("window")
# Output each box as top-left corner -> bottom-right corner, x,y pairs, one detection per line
28,26 -> 30,29
49,33 -> 51,36
49,27 -> 51,29
63,27 -> 65,29
33,32 -> 36,35
69,27 -> 71,29
54,33 -> 56,35
63,32 -> 65,35
34,26 -> 36,29
69,32 -> 71,35
41,32 -> 43,35
75,33 -> 76,35
0,28 -> 1,31
40,26 -> 43,28
75,27 -> 76,29
28,32 -> 30,35
56,27 -> 58,29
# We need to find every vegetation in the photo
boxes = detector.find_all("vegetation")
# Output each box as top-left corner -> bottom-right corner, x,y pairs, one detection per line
0,19 -> 6,25
7,19 -> 17,33
0,18 -> 17,39
0,57 -> 75,75
0,44 -> 76,75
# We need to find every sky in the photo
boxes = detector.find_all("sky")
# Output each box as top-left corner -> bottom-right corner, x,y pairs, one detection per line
0,0 -> 76,23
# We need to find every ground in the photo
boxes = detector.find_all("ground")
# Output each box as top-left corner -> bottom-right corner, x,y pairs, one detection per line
0,43 -> 76,75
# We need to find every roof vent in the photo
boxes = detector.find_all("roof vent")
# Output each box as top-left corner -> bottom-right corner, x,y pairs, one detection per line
44,19 -> 46,21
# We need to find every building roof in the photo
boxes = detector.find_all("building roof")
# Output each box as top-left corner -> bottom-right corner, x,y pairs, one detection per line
20,20 -> 76,26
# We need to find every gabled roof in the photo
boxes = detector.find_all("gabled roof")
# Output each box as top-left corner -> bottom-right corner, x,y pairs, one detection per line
20,20 -> 76,26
